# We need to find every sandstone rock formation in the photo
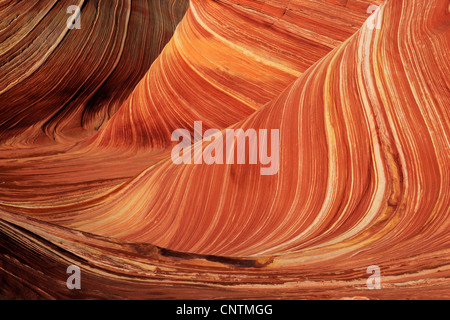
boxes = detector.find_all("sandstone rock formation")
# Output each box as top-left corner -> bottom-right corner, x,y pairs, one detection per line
0,0 -> 448,299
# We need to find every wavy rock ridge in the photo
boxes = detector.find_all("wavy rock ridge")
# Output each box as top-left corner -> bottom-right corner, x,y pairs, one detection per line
0,0 -> 189,145
0,0 -> 449,299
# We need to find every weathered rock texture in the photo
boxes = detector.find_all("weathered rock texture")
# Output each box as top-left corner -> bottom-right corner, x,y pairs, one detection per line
0,0 -> 449,299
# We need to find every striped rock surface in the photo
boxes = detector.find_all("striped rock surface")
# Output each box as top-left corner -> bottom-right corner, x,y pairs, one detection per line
0,0 -> 189,145
0,0 -> 449,299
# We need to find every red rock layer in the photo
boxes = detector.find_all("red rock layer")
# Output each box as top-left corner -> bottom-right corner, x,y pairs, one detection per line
91,0 -> 383,150
0,0 -> 381,208
1,0 -> 449,299
0,0 -> 189,146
